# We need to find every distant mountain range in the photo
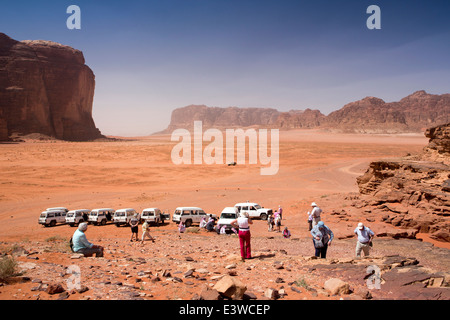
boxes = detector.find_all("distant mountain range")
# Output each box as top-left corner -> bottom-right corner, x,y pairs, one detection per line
162,91 -> 450,134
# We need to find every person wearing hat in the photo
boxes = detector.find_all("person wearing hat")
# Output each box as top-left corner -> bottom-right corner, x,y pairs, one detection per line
310,202 -> 322,228
71,222 -> 104,257
354,222 -> 375,257
310,221 -> 334,258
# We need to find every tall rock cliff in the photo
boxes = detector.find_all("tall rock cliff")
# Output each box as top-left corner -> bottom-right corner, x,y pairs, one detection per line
324,91 -> 450,133
0,33 -> 103,141
163,91 -> 449,134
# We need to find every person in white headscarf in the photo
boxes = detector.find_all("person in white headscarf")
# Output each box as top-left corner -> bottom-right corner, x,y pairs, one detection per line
71,222 -> 104,257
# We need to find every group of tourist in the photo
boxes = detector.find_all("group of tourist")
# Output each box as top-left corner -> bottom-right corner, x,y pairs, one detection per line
70,202 -> 375,261
307,202 -> 375,259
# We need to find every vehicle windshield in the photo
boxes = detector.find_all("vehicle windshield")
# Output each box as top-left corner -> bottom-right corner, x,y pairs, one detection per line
90,212 -> 98,216
174,210 -> 181,215
254,205 -> 261,209
116,212 -> 125,216
40,213 -> 46,218
67,212 -> 74,217
143,211 -> 154,216
220,213 -> 236,219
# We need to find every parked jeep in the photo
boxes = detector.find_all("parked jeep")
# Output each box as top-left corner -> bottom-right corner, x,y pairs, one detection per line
66,209 -> 90,227
141,208 -> 168,226
38,209 -> 67,227
89,208 -> 115,226
172,207 -> 216,227
113,208 -> 138,227
234,202 -> 272,220
216,207 -> 239,234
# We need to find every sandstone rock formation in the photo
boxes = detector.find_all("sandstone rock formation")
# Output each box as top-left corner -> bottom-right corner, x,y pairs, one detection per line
356,123 -> 450,242
163,91 -> 449,133
325,91 -> 450,133
0,33 -> 103,141
164,104 -> 280,132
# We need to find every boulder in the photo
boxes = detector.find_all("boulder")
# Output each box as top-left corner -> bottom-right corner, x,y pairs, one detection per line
324,278 -> 351,295
46,283 -> 65,295
213,275 -> 247,300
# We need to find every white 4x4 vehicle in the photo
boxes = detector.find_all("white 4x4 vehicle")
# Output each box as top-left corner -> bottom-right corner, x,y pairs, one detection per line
39,209 -> 67,227
66,209 -> 90,227
216,207 -> 239,234
113,208 -> 138,227
89,208 -> 115,226
172,207 -> 216,227
141,208 -> 169,226
234,202 -> 272,220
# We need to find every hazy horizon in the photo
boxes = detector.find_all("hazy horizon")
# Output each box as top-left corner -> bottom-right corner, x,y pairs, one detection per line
1,0 -> 450,136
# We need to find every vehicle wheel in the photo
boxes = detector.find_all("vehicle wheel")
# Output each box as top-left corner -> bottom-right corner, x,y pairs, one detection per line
101,219 -> 106,226
115,223 -> 120,227
260,213 -> 268,221
50,220 -> 56,227
185,219 -> 192,228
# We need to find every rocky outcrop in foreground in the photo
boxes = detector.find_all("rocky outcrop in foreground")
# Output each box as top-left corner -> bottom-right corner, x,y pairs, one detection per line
163,91 -> 450,133
0,33 -> 103,141
4,236 -> 449,301
356,123 -> 450,242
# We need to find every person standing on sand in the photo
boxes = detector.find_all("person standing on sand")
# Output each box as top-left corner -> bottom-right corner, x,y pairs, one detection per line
277,205 -> 283,220
310,221 -> 333,258
354,222 -> 375,257
268,214 -> 274,231
231,211 -> 253,261
72,222 -> 104,257
274,211 -> 282,232
310,202 -> 322,227
129,214 -> 139,242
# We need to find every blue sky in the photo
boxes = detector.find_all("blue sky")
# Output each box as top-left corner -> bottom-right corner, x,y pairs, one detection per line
1,0 -> 450,136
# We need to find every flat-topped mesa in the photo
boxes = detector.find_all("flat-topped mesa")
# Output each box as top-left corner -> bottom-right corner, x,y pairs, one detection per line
0,33 -> 103,141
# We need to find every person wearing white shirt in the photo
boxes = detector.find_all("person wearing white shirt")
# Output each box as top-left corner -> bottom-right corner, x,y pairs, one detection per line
310,202 -> 322,227
231,211 -> 253,261
354,222 -> 375,257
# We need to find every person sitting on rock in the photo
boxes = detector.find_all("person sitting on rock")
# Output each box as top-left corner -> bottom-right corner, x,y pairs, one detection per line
205,215 -> 215,232
72,222 -> 103,257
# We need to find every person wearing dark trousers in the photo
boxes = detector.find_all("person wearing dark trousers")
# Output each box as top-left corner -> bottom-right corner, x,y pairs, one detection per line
310,221 -> 333,258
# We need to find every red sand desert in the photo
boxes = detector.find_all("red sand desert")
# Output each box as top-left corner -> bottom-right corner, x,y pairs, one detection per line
0,130 -> 448,300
